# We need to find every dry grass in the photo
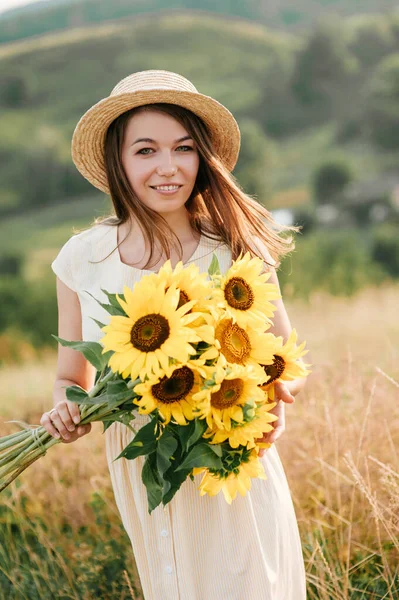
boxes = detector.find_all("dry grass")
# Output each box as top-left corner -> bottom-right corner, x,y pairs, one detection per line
280,283 -> 399,598
1,283 -> 398,598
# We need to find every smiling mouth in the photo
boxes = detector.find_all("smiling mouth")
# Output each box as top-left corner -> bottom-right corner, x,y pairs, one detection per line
150,185 -> 183,191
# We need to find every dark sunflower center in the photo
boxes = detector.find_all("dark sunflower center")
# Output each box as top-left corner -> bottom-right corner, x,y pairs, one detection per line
152,366 -> 195,404
211,378 -> 244,409
178,290 -> 190,309
224,277 -> 254,311
216,320 -> 251,364
165,286 -> 190,310
130,314 -> 170,352
262,355 -> 285,384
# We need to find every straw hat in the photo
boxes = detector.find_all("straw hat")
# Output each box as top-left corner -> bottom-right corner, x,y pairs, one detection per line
71,69 -> 241,195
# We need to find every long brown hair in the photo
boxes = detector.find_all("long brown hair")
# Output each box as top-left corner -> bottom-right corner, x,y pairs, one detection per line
86,102 -> 300,270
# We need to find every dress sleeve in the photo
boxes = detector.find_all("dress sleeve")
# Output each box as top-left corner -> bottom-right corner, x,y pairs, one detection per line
51,235 -> 78,292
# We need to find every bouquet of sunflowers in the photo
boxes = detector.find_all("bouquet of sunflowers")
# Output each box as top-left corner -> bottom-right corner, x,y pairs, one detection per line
0,252 -> 311,513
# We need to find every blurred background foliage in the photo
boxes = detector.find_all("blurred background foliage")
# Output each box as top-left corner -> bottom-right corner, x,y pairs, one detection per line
0,1 -> 398,362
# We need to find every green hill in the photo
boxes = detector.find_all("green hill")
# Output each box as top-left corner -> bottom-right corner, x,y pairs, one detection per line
1,0 -> 399,45
1,10 -> 399,218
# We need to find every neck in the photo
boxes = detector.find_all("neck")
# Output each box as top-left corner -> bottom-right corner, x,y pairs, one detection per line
161,207 -> 193,238
126,208 -> 195,240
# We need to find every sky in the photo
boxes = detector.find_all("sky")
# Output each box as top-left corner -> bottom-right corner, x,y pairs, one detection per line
0,0 -> 47,17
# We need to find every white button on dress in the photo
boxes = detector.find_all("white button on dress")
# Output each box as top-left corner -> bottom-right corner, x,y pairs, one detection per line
51,223 -> 307,600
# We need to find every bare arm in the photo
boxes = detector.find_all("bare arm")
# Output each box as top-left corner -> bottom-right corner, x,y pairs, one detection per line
250,236 -> 309,449
40,277 -> 96,442
251,236 -> 308,399
263,268 -> 307,399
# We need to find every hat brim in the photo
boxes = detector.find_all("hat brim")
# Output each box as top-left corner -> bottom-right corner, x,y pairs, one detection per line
71,89 -> 241,195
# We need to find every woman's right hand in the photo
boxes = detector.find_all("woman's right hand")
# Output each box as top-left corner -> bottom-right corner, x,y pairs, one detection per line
40,400 -> 92,443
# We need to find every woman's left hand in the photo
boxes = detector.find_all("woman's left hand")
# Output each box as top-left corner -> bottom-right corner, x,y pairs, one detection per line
256,381 -> 294,456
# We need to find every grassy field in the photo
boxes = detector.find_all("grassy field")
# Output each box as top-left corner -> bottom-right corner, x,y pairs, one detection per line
0,283 -> 398,599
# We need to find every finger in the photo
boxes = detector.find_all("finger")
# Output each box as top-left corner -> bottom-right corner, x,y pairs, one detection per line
268,426 -> 285,443
280,387 -> 295,403
66,400 -> 81,425
56,403 -> 77,433
48,412 -> 72,440
40,414 -> 61,439
77,424 -> 91,437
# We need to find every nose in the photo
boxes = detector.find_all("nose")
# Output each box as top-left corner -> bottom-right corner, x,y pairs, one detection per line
156,151 -> 178,177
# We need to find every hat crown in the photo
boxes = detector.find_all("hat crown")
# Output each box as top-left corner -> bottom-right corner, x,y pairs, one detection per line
111,70 -> 198,96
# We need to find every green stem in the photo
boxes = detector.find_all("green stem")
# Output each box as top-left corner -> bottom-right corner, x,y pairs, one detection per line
0,436 -> 32,467
76,376 -> 140,424
0,428 -> 55,480
87,369 -> 115,398
0,374 -> 140,490
0,453 -> 43,493
0,435 -> 59,491
0,430 -> 30,451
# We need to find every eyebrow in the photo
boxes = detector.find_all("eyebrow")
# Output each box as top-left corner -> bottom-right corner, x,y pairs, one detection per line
130,135 -> 193,147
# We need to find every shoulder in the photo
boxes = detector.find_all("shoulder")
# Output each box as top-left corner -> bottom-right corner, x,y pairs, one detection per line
53,223 -> 110,261
51,222 -> 114,291
70,222 -> 113,246
60,222 -> 115,259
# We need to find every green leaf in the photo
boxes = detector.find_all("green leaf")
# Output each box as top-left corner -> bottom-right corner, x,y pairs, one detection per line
104,379 -> 133,408
94,369 -> 102,385
208,253 -> 221,277
65,385 -> 88,403
83,290 -> 126,317
115,419 -> 158,461
186,418 -> 208,450
156,430 -> 178,480
101,289 -> 126,310
175,443 -> 223,472
89,317 -> 107,331
208,443 -> 223,457
142,453 -> 163,514
51,336 -> 111,371
162,466 -> 192,505
67,388 -> 131,407
101,410 -> 137,433
159,435 -> 192,505
176,420 -> 196,453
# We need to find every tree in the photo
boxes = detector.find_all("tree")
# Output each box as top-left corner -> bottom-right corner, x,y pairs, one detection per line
233,118 -> 276,204
365,53 -> 399,150
312,157 -> 354,206
348,16 -> 396,69
292,17 -> 358,116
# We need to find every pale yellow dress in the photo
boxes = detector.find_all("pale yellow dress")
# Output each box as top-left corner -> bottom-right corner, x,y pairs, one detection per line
51,222 -> 307,600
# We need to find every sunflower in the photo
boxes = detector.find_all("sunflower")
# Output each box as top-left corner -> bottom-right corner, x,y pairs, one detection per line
193,361 -> 266,431
203,400 -> 278,448
214,317 -> 276,382
146,258 -> 216,338
100,279 -> 204,382
210,252 -> 281,331
152,259 -> 213,313
259,329 -> 311,396
132,362 -> 206,425
194,448 -> 267,504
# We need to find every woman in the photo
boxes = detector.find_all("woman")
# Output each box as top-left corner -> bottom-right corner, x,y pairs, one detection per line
41,70 -> 307,599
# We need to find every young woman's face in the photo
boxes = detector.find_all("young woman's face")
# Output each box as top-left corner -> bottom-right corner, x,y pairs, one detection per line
121,110 -> 200,214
